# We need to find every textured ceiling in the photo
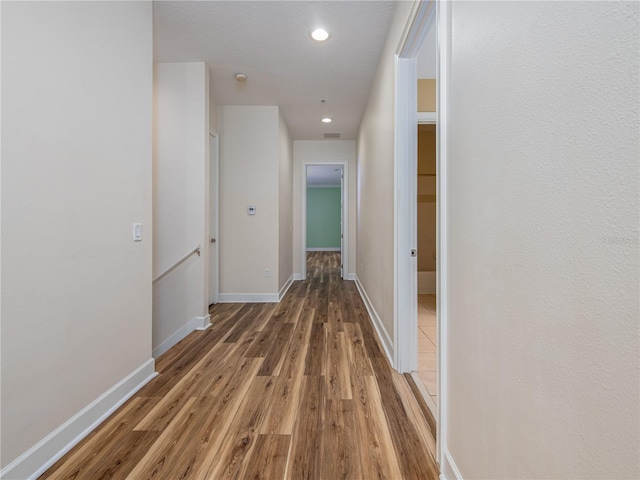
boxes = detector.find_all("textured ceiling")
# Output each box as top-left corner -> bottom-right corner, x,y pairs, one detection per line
153,1 -> 396,140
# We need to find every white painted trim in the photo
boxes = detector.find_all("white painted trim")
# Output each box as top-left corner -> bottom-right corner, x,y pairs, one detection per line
418,111 -> 437,124
278,275 -> 294,301
306,247 -> 340,252
346,273 -> 356,281
292,273 -> 303,281
440,448 -> 463,480
354,275 -> 394,364
418,271 -> 437,294
307,184 -> 341,188
195,314 -> 212,331
0,359 -> 157,480
218,293 -> 279,303
436,0 -> 451,465
394,53 -> 419,374
208,130 -> 220,305
301,161 -> 349,281
153,315 -> 211,358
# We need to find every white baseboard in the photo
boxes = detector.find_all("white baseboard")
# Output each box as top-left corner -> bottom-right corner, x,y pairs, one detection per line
440,448 -> 463,480
292,273 -> 303,281
418,270 -> 437,294
218,293 -> 279,303
195,314 -> 211,331
153,315 -> 211,358
354,275 -> 394,364
279,275 -> 294,301
306,247 -> 341,251
346,273 -> 356,281
0,359 -> 157,480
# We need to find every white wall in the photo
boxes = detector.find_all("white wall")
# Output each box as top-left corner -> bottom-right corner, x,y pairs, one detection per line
278,114 -> 294,290
153,63 -> 210,356
443,2 -> 639,478
356,2 -> 414,343
293,140 -> 357,277
219,106 -> 280,298
1,1 -> 153,475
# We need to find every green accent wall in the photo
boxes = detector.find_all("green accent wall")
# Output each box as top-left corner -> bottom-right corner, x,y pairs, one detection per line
307,187 -> 341,249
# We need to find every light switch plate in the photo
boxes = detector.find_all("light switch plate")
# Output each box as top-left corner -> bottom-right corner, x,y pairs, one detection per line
247,205 -> 256,215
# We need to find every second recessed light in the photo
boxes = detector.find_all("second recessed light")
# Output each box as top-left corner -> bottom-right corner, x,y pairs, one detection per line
322,117 -> 332,123
311,28 -> 330,42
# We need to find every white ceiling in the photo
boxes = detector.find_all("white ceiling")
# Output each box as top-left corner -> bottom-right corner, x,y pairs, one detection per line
153,1 -> 396,141
307,165 -> 342,187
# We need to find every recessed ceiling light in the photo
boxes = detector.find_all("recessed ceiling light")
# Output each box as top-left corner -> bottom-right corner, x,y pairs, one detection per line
322,117 -> 332,123
311,28 -> 330,42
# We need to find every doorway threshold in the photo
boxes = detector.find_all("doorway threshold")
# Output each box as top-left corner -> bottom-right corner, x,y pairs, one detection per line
405,372 -> 437,441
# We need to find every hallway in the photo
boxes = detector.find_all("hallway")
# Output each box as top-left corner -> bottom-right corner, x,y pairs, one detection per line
40,252 -> 438,480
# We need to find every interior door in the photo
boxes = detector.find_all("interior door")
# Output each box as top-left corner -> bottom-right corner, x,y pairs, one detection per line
208,133 -> 219,305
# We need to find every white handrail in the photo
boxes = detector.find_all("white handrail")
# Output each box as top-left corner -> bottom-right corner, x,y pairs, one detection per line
153,244 -> 201,283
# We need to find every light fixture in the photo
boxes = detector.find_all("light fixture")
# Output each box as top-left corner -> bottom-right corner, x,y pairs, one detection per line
322,117 -> 332,123
311,28 -> 330,42
234,73 -> 247,82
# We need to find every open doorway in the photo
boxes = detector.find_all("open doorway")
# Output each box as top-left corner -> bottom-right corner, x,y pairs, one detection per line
301,163 -> 348,280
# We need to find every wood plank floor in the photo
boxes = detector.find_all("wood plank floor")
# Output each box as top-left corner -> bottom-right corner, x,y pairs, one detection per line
40,252 -> 438,480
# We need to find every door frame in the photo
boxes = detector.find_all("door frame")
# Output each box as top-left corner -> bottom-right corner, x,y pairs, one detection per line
394,0 -> 449,466
301,162 -> 348,280
208,129 -> 219,305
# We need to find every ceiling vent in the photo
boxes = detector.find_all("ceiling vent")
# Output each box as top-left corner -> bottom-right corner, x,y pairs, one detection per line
324,133 -> 340,139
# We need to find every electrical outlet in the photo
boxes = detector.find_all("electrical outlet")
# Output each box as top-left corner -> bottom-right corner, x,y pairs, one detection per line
264,268 -> 271,278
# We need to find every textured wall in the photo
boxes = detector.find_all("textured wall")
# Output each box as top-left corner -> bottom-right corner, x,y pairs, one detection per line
307,188 -> 342,249
445,2 -> 639,478
1,1 -> 153,468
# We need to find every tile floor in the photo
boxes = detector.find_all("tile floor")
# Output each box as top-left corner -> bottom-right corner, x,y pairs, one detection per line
417,294 -> 437,410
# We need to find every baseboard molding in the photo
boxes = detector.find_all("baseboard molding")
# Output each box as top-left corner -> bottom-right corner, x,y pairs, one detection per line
418,270 -> 437,294
195,314 -> 212,331
0,359 -> 157,480
153,315 -> 211,358
354,275 -> 394,364
440,448 -> 463,480
346,273 -> 356,281
306,247 -> 341,252
279,275 -> 294,301
292,273 -> 303,281
218,293 -> 279,303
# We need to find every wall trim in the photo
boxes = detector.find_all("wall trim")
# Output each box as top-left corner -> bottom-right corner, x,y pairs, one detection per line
306,247 -> 341,252
195,314 -> 212,331
0,359 -> 157,480
354,275 -> 394,364
440,448 -> 463,480
346,273 -> 356,281
218,293 -> 280,303
292,273 -> 303,281
153,315 -> 211,358
278,275 -> 294,301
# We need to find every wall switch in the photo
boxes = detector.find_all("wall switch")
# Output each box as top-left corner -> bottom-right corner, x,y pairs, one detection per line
133,223 -> 142,242
264,268 -> 271,278
247,205 -> 256,215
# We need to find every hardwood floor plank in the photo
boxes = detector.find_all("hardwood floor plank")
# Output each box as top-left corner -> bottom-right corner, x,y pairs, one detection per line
320,399 -> 362,480
351,374 -> 402,480
196,376 -> 276,480
257,322 -> 294,376
371,356 -> 439,479
239,434 -> 290,480
285,375 -> 325,480
344,322 -> 374,377
326,331 -> 352,400
304,322 -> 326,376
